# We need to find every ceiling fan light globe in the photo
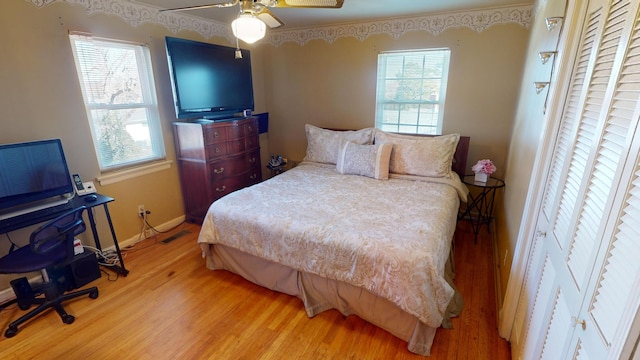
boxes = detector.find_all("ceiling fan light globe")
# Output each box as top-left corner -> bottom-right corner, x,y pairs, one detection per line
232,14 -> 266,44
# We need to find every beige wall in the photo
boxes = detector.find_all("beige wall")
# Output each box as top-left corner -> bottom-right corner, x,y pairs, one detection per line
1,1 -> 530,295
263,26 -> 530,177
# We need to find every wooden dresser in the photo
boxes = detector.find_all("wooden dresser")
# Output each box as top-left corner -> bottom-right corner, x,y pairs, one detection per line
173,117 -> 262,223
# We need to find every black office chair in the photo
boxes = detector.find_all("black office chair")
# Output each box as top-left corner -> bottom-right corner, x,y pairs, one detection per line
0,206 -> 99,337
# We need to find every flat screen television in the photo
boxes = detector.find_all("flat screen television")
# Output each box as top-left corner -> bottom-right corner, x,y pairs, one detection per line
0,139 -> 74,218
165,36 -> 255,120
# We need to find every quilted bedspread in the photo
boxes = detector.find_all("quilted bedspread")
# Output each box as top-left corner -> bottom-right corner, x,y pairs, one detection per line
198,162 -> 466,327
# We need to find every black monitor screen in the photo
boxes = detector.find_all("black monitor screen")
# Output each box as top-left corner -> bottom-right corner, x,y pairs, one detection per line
0,139 -> 74,211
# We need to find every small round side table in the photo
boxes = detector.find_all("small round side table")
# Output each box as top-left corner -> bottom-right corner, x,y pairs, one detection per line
459,175 -> 505,243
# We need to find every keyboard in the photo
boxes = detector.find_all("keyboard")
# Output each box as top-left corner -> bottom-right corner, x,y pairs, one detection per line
0,202 -> 74,233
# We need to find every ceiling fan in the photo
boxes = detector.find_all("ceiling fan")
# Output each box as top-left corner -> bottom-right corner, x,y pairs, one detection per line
160,0 -> 345,43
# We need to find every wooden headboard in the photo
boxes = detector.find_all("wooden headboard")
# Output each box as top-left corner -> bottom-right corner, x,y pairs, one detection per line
452,136 -> 470,179
325,128 -> 470,179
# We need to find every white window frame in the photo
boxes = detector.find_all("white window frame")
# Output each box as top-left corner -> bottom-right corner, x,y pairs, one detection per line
69,33 -> 165,172
375,48 -> 451,135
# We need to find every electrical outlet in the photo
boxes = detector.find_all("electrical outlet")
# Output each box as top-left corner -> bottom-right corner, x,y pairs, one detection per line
138,205 -> 145,218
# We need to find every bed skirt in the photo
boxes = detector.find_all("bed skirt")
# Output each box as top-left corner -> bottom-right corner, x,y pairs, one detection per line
203,243 -> 463,356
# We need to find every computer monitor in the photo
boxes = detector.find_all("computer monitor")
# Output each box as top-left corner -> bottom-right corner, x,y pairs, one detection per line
0,139 -> 74,219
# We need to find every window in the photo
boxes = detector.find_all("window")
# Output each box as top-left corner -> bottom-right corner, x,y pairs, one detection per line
69,33 -> 165,171
375,49 -> 451,135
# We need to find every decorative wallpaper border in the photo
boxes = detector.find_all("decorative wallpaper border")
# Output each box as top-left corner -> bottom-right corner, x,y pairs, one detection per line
28,0 -> 532,46
268,5 -> 532,46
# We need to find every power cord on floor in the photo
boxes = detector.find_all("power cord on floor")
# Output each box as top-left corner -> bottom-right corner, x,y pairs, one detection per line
144,218 -> 185,235
122,216 -> 186,253
100,267 -> 119,281
83,245 -> 123,267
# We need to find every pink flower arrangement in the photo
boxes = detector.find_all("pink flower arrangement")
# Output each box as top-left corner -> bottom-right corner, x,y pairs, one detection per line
472,159 -> 496,175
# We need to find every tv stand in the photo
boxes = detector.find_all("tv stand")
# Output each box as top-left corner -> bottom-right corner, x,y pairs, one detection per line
0,193 -> 129,276
173,117 -> 262,223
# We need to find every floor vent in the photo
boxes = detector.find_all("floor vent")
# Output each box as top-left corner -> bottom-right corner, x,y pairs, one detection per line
161,230 -> 191,244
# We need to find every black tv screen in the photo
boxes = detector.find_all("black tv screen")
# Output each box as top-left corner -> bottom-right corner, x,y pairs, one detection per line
165,37 -> 255,120
0,139 -> 74,213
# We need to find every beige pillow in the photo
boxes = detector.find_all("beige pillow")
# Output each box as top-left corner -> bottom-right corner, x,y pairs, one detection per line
303,124 -> 374,165
336,141 -> 393,180
374,130 -> 460,178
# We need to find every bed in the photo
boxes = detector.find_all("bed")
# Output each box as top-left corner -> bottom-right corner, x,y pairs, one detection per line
198,125 -> 470,356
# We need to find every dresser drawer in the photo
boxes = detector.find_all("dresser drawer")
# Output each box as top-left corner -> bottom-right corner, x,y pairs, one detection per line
247,149 -> 262,183
205,142 -> 228,160
247,150 -> 260,170
227,138 -> 246,155
247,168 -> 261,184
226,121 -> 246,140
210,179 -> 235,198
244,120 -> 258,137
209,155 -> 251,179
203,126 -> 226,144
210,174 -> 252,198
205,139 -> 248,160
245,134 -> 259,151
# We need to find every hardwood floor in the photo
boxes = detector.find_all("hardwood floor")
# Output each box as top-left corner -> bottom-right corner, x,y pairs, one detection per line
0,220 -> 510,359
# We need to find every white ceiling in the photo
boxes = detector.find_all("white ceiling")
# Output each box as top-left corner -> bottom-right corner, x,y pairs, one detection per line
131,0 -> 533,29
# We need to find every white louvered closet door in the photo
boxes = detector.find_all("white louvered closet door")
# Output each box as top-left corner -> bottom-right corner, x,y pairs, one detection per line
514,0 -> 640,359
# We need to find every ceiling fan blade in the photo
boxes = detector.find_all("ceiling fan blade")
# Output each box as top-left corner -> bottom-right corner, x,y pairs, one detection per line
160,0 -> 238,13
255,7 -> 285,28
272,0 -> 344,8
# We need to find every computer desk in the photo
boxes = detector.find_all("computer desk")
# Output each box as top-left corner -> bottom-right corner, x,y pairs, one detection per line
0,193 -> 129,276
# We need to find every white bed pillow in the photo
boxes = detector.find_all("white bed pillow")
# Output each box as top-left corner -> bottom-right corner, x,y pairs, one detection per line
303,124 -> 374,165
374,130 -> 460,178
336,141 -> 393,180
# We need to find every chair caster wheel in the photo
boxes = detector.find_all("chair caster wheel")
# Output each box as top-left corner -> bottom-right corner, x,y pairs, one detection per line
5,326 -> 17,338
89,289 -> 99,299
62,314 -> 75,324
18,303 -> 31,311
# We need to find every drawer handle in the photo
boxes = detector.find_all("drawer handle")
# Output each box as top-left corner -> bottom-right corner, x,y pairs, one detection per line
250,174 -> 257,179
248,126 -> 253,131
214,167 -> 224,174
213,131 -> 219,138
249,157 -> 256,163
216,186 -> 226,192
215,147 -> 221,153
